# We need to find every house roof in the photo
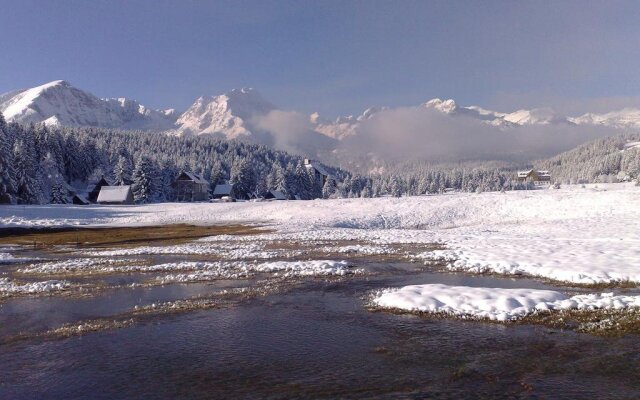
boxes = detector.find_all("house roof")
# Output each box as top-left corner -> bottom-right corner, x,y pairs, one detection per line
213,184 -> 234,196
269,190 -> 287,200
72,194 -> 90,204
87,177 -> 111,191
178,171 -> 208,184
517,170 -> 532,178
517,169 -> 551,178
97,186 -> 132,203
305,160 -> 333,179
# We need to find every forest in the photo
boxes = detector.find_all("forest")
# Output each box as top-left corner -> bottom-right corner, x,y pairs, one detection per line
1,112 -> 638,205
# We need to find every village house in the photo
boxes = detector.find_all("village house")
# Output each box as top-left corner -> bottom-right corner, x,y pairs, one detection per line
264,189 -> 287,200
173,171 -> 210,202
211,183 -> 236,201
516,169 -> 552,184
304,158 -> 332,186
87,177 -> 111,203
71,193 -> 91,205
97,185 -> 134,205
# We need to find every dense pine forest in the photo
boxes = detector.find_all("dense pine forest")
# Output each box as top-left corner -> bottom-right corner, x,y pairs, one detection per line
0,113 -> 343,204
537,134 -> 640,184
1,112 -> 639,205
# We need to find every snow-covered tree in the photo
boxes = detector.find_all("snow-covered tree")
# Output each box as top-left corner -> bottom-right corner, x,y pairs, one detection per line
132,155 -> 154,203
0,114 -> 16,203
322,178 -> 337,199
13,139 -> 43,204
113,155 -> 133,185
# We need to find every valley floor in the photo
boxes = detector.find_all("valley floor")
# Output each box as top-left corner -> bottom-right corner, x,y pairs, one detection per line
2,184 -> 640,398
2,182 -> 639,286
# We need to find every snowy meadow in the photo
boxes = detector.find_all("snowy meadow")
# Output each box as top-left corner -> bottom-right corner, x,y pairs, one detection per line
1,182 -> 639,327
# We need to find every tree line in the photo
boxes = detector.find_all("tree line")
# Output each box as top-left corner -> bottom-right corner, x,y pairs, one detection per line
0,113 -> 344,204
3,112 -> 636,205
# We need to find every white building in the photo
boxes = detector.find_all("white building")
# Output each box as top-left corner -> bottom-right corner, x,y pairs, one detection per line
97,186 -> 134,205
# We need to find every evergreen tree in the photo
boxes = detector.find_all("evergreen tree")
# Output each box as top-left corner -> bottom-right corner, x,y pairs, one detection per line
113,155 -> 133,185
322,178 -> 337,199
0,114 -> 16,203
132,155 -> 154,203
13,140 -> 42,204
229,158 -> 256,198
390,175 -> 404,197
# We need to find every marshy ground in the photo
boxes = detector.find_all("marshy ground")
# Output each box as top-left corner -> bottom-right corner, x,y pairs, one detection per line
1,223 -> 639,398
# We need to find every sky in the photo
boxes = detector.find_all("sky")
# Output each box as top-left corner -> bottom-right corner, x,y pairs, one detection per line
2,0 -> 640,118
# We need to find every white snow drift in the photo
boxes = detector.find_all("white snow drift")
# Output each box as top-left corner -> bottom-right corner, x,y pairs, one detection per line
372,284 -> 640,321
0,277 -> 70,295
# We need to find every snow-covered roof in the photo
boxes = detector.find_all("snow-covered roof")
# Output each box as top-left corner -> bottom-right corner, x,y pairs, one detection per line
97,186 -> 132,203
213,184 -> 233,196
517,169 -> 550,178
269,190 -> 287,200
178,171 -> 208,184
305,160 -> 333,178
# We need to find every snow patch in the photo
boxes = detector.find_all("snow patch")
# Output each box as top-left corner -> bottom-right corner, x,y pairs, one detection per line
372,284 -> 640,321
0,277 -> 70,295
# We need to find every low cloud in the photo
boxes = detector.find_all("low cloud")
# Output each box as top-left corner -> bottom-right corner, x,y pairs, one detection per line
252,110 -> 336,156
341,106 -> 619,162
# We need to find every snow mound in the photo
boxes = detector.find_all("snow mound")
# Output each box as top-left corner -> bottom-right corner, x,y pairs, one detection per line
0,277 -> 70,295
372,284 -> 640,321
253,260 -> 354,277
157,260 -> 356,283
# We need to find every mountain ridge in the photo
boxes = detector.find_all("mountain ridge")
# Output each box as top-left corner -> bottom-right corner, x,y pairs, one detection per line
3,80 -> 640,157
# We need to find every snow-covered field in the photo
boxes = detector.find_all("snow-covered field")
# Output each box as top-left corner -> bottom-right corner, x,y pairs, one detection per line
1,183 -> 639,286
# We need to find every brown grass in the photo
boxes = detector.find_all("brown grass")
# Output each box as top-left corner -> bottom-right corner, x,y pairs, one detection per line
0,224 -> 270,248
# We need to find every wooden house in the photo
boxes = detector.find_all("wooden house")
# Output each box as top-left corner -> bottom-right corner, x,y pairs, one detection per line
212,183 -> 236,200
87,177 -> 111,203
97,186 -> 134,205
264,190 -> 287,200
304,158 -> 333,186
71,194 -> 90,205
173,171 -> 210,202
516,170 -> 551,184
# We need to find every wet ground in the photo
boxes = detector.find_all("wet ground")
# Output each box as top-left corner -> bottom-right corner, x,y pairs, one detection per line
1,226 -> 639,399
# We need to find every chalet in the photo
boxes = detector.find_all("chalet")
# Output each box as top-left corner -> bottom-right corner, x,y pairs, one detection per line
264,190 -> 287,200
304,158 -> 333,186
173,171 -> 210,202
212,183 -> 236,200
71,194 -> 91,205
87,177 -> 111,203
97,185 -> 134,205
517,169 -> 551,184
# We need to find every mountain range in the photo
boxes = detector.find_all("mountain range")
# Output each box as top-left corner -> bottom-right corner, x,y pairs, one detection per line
2,80 -> 640,160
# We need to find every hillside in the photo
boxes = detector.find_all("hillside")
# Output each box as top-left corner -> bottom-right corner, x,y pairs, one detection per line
537,134 -> 640,183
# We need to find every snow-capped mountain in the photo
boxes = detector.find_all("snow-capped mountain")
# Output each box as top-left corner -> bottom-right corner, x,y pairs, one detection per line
570,108 -> 640,129
423,99 -> 572,126
313,106 -> 388,140
0,80 -> 177,131
5,80 -> 640,149
174,88 -> 276,138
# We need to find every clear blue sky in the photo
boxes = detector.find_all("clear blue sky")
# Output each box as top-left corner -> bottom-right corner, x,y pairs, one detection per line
1,0 -> 640,117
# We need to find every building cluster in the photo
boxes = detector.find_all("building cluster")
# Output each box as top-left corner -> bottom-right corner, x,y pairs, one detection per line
70,159 -> 332,205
